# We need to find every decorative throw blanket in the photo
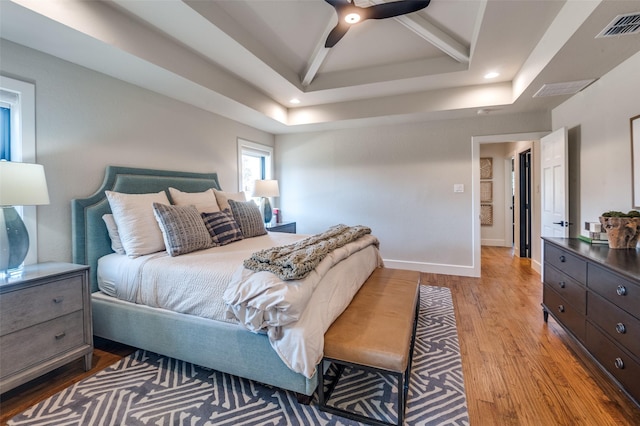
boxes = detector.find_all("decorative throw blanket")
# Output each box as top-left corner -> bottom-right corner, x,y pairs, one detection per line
243,224 -> 375,280
223,226 -> 381,347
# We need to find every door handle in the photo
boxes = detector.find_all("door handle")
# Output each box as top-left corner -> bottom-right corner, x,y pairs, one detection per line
552,221 -> 572,227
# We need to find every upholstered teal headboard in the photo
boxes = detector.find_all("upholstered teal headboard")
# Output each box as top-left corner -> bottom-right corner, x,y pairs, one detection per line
71,166 -> 221,292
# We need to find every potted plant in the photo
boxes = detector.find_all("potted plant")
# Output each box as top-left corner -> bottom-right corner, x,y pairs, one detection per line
599,210 -> 640,249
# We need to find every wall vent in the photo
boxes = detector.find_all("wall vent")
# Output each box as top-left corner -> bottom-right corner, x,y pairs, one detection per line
596,12 -> 640,38
533,79 -> 596,98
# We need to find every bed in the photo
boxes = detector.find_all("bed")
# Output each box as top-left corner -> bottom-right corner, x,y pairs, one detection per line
71,166 -> 380,400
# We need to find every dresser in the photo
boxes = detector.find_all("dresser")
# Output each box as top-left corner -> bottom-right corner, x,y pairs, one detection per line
0,263 -> 93,393
542,238 -> 640,405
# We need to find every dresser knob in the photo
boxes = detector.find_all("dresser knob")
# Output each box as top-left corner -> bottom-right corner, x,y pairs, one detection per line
53,297 -> 64,303
616,285 -> 627,296
559,281 -> 566,289
558,305 -> 565,313
614,358 -> 625,369
55,332 -> 66,340
615,323 -> 627,334
559,255 -> 566,263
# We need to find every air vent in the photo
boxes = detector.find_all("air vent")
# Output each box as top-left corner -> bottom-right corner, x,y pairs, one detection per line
596,12 -> 640,38
533,79 -> 597,98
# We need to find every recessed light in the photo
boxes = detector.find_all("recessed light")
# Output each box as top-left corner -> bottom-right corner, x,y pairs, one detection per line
289,98 -> 301,104
484,72 -> 499,79
345,13 -> 361,24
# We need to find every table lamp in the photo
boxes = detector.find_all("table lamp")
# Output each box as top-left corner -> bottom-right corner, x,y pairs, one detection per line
0,161 -> 50,274
252,179 -> 279,224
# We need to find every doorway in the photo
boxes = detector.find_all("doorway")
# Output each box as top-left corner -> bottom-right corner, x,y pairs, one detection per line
518,149 -> 532,258
472,131 -> 548,277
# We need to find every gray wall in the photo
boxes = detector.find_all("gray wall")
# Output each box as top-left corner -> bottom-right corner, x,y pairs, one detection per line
276,113 -> 549,276
0,40 -> 274,263
553,50 -> 640,233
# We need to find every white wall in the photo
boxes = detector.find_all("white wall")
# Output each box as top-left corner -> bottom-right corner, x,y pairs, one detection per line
553,50 -> 640,231
276,113 -> 549,276
479,143 -> 509,247
0,40 -> 274,263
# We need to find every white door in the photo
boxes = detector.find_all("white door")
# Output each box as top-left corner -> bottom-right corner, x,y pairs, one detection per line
541,127 -> 569,239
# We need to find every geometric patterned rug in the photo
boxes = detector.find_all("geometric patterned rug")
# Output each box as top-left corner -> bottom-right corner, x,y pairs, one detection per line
9,285 -> 469,425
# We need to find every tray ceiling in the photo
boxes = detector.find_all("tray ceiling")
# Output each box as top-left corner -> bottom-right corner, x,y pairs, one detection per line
1,0 -> 639,133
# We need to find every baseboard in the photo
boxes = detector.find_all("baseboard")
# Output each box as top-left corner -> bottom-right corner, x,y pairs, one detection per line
481,239 -> 506,246
383,259 -> 479,277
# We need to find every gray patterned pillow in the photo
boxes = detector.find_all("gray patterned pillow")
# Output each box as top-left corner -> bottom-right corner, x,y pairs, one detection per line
201,210 -> 244,246
228,200 -> 267,238
152,203 -> 213,256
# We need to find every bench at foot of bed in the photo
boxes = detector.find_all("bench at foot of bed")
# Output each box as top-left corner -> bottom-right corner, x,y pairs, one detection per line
318,268 -> 420,426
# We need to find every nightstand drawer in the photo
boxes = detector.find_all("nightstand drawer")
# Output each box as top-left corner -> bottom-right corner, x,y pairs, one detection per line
266,222 -> 296,233
588,292 -> 640,356
545,243 -> 586,284
0,275 -> 84,336
0,310 -> 85,377
544,264 -> 585,314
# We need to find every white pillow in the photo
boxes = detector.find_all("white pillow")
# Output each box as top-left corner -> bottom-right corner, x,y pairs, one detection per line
105,190 -> 170,257
213,189 -> 246,211
168,187 -> 220,213
102,214 -> 125,255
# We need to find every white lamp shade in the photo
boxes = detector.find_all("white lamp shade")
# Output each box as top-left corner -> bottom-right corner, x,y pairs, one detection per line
252,179 -> 279,198
0,161 -> 50,206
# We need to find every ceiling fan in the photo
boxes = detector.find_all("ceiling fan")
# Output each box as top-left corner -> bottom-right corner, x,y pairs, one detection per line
324,0 -> 432,48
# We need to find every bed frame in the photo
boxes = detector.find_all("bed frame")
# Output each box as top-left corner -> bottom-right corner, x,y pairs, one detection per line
71,166 -> 318,398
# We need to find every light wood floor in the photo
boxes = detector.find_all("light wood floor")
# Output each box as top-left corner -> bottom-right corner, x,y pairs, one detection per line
423,246 -> 640,425
1,247 -> 639,425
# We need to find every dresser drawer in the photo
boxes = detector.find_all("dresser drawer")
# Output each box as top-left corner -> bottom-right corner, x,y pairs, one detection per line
587,264 -> 640,317
544,244 -> 587,284
588,292 -> 640,356
0,274 -> 84,336
544,264 -> 586,314
586,322 -> 640,402
0,310 -> 85,378
543,285 -> 585,341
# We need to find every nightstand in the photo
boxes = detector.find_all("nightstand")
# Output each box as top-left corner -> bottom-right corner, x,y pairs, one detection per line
0,262 -> 93,393
266,221 -> 296,234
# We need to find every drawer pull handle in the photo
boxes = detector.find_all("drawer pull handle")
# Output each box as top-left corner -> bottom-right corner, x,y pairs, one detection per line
55,332 -> 66,340
53,297 -> 64,303
558,305 -> 565,313
616,323 -> 627,334
559,281 -> 566,289
559,255 -> 566,263
616,285 -> 627,296
614,358 -> 625,369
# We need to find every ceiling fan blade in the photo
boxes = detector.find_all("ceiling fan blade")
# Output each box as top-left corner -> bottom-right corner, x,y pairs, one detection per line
367,0 -> 431,20
325,21 -> 351,48
324,0 -> 351,8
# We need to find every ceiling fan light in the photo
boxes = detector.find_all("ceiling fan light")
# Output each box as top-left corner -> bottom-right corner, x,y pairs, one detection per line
344,12 -> 361,24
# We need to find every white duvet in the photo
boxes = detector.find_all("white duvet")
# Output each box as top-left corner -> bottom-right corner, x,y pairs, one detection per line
97,232 -> 382,378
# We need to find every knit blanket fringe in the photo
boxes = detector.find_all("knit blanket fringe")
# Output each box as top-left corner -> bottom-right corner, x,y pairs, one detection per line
243,224 -> 375,280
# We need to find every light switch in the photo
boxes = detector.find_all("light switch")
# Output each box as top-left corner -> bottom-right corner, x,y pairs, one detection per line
454,184 -> 464,193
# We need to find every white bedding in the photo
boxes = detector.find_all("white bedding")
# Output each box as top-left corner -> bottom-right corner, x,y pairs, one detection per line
97,232 -> 382,378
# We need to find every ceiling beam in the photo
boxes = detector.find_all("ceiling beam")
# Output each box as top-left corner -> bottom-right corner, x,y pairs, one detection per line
300,18 -> 335,87
394,14 -> 469,63
369,0 -> 470,63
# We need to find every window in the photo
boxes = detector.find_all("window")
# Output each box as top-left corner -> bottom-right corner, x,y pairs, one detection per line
1,106 -> 10,160
1,76 -> 37,265
237,139 -> 273,201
